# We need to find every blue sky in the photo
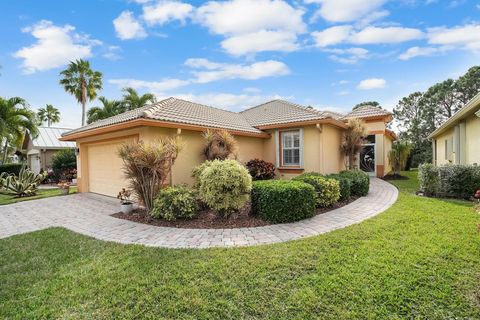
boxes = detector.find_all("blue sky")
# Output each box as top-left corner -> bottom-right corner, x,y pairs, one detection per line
0,0 -> 479,128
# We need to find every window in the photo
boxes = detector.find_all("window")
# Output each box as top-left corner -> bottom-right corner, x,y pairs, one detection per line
281,130 -> 301,166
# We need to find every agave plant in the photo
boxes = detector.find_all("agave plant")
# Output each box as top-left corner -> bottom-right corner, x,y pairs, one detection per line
0,172 -> 7,190
4,167 -> 44,197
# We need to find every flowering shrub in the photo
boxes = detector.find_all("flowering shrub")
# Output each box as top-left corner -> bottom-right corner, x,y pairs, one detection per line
245,158 -> 276,180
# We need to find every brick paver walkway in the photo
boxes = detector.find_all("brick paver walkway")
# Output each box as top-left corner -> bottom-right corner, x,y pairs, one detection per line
0,178 -> 397,248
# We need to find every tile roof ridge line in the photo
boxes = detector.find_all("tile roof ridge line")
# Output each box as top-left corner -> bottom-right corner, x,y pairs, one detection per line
162,96 -> 245,115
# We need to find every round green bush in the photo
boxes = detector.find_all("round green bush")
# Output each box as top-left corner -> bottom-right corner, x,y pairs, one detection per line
339,170 -> 369,197
151,186 -> 198,221
199,160 -> 252,217
293,174 -> 340,207
251,180 -> 316,223
325,173 -> 351,202
191,160 -> 213,190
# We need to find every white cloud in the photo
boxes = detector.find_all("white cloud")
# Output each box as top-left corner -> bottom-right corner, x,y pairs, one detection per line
221,30 -> 299,55
109,78 -> 190,92
196,0 -> 306,35
103,45 -> 122,60
427,24 -> 480,52
142,1 -> 193,25
311,26 -> 353,47
196,0 -> 306,55
326,47 -> 369,64
113,11 -> 147,40
14,20 -> 100,74
357,78 -> 386,90
398,46 -> 444,60
185,58 -> 290,83
312,25 -> 423,47
351,26 -> 424,44
305,0 -> 387,23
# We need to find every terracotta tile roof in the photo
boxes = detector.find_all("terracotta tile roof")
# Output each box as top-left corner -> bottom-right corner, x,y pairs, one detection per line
63,97 -> 263,136
240,100 -> 328,127
342,105 -> 392,120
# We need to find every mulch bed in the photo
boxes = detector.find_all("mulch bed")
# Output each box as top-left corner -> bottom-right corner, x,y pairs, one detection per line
111,197 -> 357,229
382,174 -> 409,181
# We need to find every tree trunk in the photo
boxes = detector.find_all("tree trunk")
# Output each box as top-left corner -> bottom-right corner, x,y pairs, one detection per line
1,139 -> 8,165
81,101 -> 86,126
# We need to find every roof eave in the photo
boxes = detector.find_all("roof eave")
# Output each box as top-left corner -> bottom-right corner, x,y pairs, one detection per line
256,118 -> 347,130
60,118 -> 270,141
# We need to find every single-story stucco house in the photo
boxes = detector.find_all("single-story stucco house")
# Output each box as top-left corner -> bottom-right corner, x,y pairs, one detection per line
60,98 -> 396,197
428,93 -> 480,166
22,127 -> 76,174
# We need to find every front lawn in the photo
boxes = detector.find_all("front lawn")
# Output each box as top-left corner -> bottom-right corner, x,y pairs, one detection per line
0,186 -> 77,205
0,173 -> 479,318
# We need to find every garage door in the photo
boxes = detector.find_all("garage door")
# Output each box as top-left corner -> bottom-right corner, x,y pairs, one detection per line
87,139 -> 132,197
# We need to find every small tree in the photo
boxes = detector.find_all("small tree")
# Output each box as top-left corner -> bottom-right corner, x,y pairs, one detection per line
201,129 -> 238,161
340,118 -> 366,170
388,141 -> 412,176
118,138 -> 182,212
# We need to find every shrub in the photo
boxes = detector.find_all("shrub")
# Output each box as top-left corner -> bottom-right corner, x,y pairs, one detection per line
151,186 -> 198,221
3,167 -> 44,197
251,180 -> 316,223
245,158 -> 276,180
51,149 -> 77,175
0,163 -> 23,176
438,165 -> 480,199
198,160 -> 252,217
293,173 -> 340,207
339,170 -> 369,197
326,173 -> 352,202
191,160 -> 213,190
418,163 -> 440,197
202,129 -> 238,161
118,138 -> 183,212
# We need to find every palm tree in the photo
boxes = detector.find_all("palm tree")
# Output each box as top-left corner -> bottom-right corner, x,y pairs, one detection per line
59,59 -> 103,126
122,87 -> 156,111
388,141 -> 412,176
0,97 -> 38,164
87,97 -> 125,124
37,104 -> 61,127
340,118 -> 367,170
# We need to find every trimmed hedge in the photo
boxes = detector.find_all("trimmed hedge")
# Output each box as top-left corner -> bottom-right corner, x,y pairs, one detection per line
251,180 -> 316,223
326,173 -> 352,202
419,164 -> 480,199
339,170 -> 370,197
293,173 -> 340,207
0,164 -> 23,176
151,186 -> 198,221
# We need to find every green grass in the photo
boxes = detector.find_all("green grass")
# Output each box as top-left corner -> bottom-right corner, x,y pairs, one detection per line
0,174 -> 479,319
0,186 -> 77,205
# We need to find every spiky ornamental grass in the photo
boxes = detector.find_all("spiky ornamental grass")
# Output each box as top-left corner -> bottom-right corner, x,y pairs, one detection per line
118,138 -> 183,212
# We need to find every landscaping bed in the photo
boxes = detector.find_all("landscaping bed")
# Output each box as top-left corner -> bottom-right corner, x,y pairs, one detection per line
111,197 -> 356,229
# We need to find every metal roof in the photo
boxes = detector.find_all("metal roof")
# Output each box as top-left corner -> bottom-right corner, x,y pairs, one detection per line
32,127 -> 76,149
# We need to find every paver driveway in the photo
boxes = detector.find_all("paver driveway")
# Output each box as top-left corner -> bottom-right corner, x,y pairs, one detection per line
0,178 -> 398,248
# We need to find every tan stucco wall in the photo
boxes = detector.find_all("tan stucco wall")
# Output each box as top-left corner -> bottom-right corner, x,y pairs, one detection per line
383,135 -> 393,174
434,128 -> 454,165
364,120 -> 386,132
465,114 -> 480,165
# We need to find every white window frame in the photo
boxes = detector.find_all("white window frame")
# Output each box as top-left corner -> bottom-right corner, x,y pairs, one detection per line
275,129 -> 304,168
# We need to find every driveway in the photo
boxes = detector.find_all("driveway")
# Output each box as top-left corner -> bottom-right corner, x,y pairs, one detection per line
0,178 -> 398,248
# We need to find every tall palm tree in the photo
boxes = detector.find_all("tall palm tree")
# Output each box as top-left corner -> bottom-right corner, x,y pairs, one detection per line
122,87 -> 156,111
87,97 -> 125,124
37,104 -> 61,127
59,59 -> 103,126
0,97 -> 38,164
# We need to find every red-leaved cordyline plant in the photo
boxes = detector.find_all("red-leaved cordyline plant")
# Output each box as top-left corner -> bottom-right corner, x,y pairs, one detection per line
118,138 -> 183,212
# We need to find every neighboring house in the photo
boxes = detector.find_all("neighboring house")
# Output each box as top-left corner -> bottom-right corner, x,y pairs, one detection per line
60,98 -> 396,197
428,93 -> 480,166
22,127 -> 76,174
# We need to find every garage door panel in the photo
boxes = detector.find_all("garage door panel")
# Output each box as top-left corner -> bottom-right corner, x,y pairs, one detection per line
87,140 -> 131,197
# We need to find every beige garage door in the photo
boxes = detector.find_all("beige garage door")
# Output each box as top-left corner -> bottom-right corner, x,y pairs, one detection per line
87,139 -> 132,197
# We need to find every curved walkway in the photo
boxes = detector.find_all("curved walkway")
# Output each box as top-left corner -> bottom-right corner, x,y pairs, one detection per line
0,178 -> 398,248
